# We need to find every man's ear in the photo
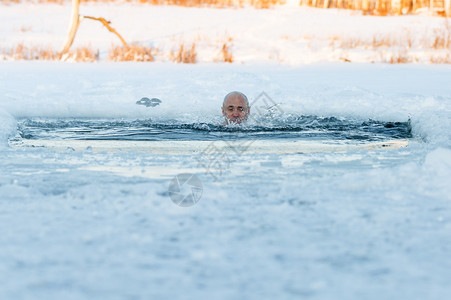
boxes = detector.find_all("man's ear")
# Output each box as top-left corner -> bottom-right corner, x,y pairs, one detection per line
222,107 -> 225,116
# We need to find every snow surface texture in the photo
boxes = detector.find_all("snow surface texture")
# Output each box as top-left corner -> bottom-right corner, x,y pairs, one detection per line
1,3 -> 450,63
0,62 -> 451,299
0,108 -> 16,148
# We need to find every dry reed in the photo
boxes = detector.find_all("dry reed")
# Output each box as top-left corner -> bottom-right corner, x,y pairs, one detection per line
429,53 -> 451,63
1,44 -> 98,62
216,37 -> 233,62
170,42 -> 197,63
389,51 -> 412,63
109,44 -> 156,61
64,46 -> 99,61
330,24 -> 450,51
301,0 -> 451,17
326,21 -> 451,63
0,0 -> 285,9
3,0 -> 449,16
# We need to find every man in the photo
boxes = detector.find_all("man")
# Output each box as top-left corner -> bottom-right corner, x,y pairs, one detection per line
222,91 -> 250,125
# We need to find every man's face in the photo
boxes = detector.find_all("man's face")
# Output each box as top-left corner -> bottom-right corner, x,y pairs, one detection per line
222,94 -> 250,124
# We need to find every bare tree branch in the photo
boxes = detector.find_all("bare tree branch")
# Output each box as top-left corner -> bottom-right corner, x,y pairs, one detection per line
82,16 -> 128,48
60,0 -> 128,57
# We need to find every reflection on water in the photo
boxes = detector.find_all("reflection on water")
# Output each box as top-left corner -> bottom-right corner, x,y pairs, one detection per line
16,115 -> 412,142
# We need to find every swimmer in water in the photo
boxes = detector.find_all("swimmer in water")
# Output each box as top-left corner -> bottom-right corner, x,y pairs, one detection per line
222,91 -> 250,125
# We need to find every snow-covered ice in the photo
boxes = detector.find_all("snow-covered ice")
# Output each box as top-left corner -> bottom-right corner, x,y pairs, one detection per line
0,61 -> 450,299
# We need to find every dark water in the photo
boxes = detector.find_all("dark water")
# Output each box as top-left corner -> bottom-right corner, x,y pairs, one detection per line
16,116 -> 412,142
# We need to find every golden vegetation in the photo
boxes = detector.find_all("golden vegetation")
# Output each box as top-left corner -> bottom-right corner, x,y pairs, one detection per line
6,44 -> 58,60
389,51 -> 412,64
429,53 -> 451,63
170,42 -> 197,63
0,0 -> 286,8
138,0 -> 285,8
1,0 -> 64,3
221,43 -> 233,62
1,0 -> 450,16
301,0 -> 451,17
109,44 -> 156,61
336,25 -> 450,48
1,44 -> 158,62
67,46 -> 99,61
0,42 -> 200,63
1,14 -> 450,64
327,20 -> 451,63
217,38 -> 234,62
1,44 -> 98,62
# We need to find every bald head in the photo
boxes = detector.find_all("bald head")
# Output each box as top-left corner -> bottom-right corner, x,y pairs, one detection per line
222,91 -> 250,124
223,91 -> 249,108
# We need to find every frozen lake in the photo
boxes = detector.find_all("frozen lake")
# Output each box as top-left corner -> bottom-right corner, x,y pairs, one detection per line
0,62 -> 450,299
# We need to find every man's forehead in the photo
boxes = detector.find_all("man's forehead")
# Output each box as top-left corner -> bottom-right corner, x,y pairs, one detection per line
224,95 -> 247,106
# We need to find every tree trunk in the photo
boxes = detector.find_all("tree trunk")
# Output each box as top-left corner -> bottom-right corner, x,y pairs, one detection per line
61,0 -> 81,55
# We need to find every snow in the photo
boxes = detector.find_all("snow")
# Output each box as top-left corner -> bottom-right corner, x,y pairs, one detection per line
1,3 -> 450,63
1,3 -> 451,300
1,61 -> 451,299
0,108 -> 16,148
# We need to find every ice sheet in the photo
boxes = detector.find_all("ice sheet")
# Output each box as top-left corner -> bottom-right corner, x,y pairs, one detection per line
0,62 -> 450,299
